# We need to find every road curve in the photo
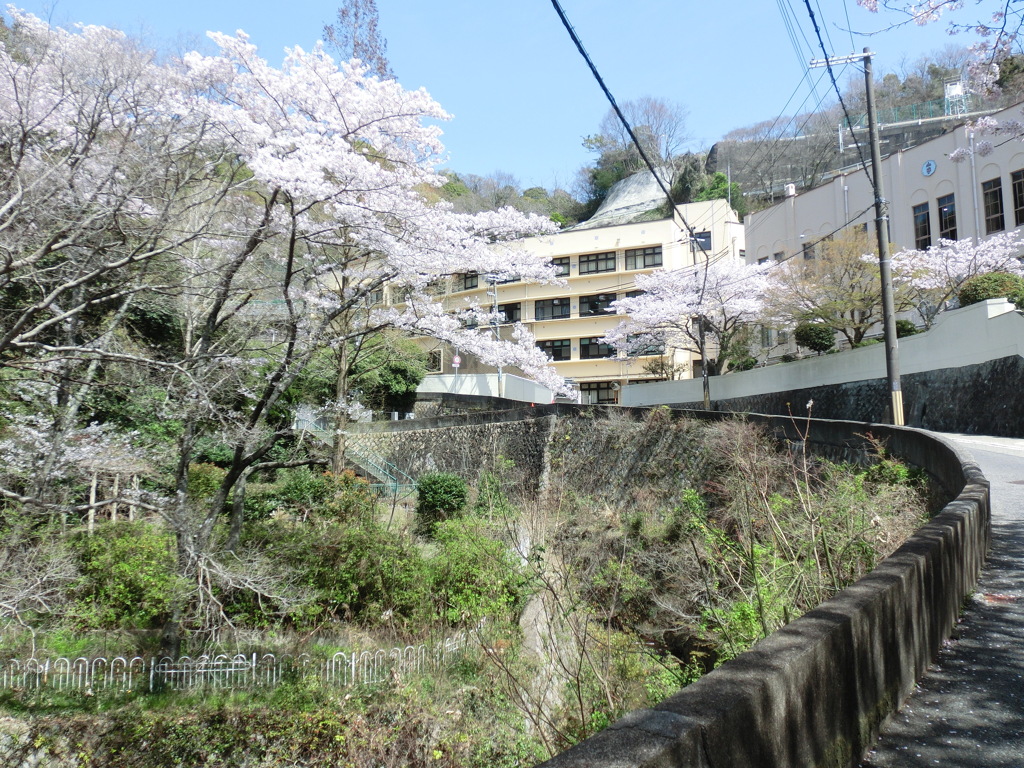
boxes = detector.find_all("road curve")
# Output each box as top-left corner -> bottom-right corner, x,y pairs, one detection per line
861,433 -> 1024,768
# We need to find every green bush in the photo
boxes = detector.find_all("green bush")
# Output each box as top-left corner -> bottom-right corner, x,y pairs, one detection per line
428,519 -> 528,624
894,319 -> 919,337
243,468 -> 375,523
72,522 -> 183,630
187,462 -> 226,502
958,271 -> 1024,307
249,518 -> 430,627
794,322 -> 835,354
415,472 -> 468,536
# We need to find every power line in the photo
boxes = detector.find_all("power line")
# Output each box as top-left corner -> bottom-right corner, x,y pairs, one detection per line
547,0 -> 712,266
800,0 -> 875,189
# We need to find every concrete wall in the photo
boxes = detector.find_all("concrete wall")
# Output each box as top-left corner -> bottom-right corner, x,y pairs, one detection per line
417,373 -> 556,403
535,413 -> 989,768
621,299 -> 1024,436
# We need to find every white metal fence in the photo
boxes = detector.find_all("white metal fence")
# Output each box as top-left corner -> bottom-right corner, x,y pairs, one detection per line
0,629 -> 475,694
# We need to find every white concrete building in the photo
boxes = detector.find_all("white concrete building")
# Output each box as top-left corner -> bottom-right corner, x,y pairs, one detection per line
432,172 -> 745,404
745,101 -> 1024,264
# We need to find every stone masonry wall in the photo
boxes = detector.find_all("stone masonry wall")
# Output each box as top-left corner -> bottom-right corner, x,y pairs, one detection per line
345,409 -> 556,489
663,356 -> 1024,437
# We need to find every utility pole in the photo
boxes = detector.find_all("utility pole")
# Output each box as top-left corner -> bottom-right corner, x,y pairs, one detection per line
810,49 -> 904,425
485,274 -> 504,398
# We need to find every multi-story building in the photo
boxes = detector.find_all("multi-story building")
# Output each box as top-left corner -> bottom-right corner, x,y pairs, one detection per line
744,101 -> 1024,264
432,173 -> 745,404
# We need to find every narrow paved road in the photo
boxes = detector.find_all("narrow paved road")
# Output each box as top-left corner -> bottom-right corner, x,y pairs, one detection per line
861,434 -> 1024,768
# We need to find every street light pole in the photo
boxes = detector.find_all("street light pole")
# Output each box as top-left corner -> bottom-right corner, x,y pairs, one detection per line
810,49 -> 904,425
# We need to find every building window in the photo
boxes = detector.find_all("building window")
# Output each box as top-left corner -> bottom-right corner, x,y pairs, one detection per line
912,202 -> 931,250
1012,169 -> 1024,227
625,246 -> 662,270
757,256 -> 769,265
580,337 -> 614,359
625,289 -> 644,299
983,177 -> 1005,234
802,242 -> 816,260
537,338 -> 571,361
937,193 -> 957,240
580,381 -> 617,404
579,292 -> 616,316
498,302 -> 521,323
534,297 -> 570,321
553,256 -> 570,276
427,350 -> 442,372
459,272 -> 478,290
760,325 -> 772,347
627,334 -> 664,356
692,231 -> 712,253
773,251 -> 785,262
496,274 -> 520,284
578,251 -> 616,274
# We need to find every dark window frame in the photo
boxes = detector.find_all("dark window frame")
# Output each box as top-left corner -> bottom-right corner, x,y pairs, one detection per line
459,272 -> 479,291
982,177 -> 1006,234
537,338 -> 571,361
578,251 -> 617,274
579,381 -> 618,404
912,202 -> 931,250
579,292 -> 617,316
937,193 -> 957,240
580,337 -> 614,359
626,334 -> 665,356
552,256 -> 570,276
625,246 -> 663,270
1012,169 -> 1024,227
534,297 -> 570,321
497,302 -> 521,324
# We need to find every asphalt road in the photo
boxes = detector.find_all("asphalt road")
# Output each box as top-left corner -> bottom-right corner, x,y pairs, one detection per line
860,434 -> 1024,768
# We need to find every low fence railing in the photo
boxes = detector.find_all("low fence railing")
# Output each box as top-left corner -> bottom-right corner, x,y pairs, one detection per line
0,629 -> 475,694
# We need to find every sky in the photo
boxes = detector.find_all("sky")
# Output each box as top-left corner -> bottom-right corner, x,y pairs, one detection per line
5,1 -> 968,192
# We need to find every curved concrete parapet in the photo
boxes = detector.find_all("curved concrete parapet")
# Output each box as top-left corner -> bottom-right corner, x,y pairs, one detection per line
538,415 -> 990,768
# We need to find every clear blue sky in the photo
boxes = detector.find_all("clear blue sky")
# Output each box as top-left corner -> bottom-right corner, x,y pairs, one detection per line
8,1 -> 961,191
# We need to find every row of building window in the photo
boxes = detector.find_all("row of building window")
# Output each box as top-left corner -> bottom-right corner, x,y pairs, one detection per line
536,336 -> 663,361
912,170 -> 1024,249
455,245 -> 672,291
497,291 -> 641,323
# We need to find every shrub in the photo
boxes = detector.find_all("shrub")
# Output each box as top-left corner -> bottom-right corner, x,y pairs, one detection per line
252,518 -> 430,627
243,468 -> 374,523
428,519 -> 528,624
415,472 -> 468,536
187,462 -> 226,502
958,271 -> 1024,307
794,322 -> 835,354
894,319 -> 919,338
71,522 -> 183,629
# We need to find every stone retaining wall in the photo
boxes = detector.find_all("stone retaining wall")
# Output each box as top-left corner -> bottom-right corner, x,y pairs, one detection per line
661,356 -> 1024,437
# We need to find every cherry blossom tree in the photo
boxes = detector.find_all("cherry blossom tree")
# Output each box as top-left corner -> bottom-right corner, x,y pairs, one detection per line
602,258 -> 773,376
891,230 -> 1024,324
857,1 -> 1023,80
0,11 -> 563,646
764,232 -> 922,347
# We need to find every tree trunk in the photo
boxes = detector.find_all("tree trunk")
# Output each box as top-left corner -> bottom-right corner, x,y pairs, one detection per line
225,470 -> 248,553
